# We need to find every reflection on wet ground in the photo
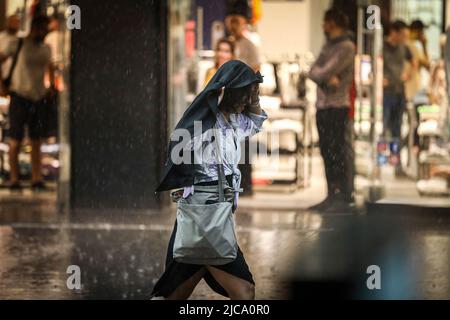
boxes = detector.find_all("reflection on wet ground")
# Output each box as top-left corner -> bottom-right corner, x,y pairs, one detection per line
0,193 -> 449,299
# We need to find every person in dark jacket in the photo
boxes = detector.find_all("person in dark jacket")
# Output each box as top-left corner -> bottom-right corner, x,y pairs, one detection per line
308,8 -> 356,212
383,20 -> 413,177
152,60 -> 266,300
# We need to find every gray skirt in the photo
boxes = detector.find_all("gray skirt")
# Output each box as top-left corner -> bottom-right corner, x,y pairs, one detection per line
150,184 -> 254,298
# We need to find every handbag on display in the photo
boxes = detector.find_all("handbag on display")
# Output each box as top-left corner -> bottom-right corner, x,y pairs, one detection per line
173,131 -> 238,265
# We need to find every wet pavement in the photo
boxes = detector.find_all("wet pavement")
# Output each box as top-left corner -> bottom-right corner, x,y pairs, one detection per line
0,154 -> 449,300
0,200 -> 311,300
0,188 -> 449,300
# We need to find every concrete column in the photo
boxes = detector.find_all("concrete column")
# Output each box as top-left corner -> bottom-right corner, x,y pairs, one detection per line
69,0 -> 168,212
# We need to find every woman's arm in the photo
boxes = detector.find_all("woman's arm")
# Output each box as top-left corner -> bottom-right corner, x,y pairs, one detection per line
247,84 -> 262,115
237,111 -> 267,141
234,84 -> 268,140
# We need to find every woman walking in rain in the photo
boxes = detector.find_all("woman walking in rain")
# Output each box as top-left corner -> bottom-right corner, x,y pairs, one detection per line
151,60 -> 267,300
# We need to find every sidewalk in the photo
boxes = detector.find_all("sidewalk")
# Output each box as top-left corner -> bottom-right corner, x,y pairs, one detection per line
375,166 -> 450,208
239,155 -> 339,211
0,157 -> 449,299
0,188 -> 57,224
240,154 -> 450,213
239,154 -> 369,211
363,166 -> 450,215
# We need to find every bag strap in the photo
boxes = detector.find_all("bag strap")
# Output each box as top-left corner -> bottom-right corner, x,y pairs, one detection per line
5,38 -> 24,87
213,129 -> 226,202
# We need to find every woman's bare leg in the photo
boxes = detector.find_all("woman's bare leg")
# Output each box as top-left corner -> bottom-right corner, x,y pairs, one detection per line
167,268 -> 206,300
206,266 -> 255,300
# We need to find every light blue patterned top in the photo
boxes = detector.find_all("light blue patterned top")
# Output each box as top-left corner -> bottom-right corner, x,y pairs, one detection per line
183,109 -> 268,206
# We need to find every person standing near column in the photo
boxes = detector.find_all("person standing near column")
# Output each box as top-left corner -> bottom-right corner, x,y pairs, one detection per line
382,20 -> 413,177
227,14 -> 261,195
227,14 -> 261,72
0,15 -> 56,191
308,8 -> 356,212
406,20 -> 430,155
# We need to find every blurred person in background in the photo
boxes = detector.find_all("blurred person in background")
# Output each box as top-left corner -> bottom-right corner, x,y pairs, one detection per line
30,0 -> 43,18
204,38 -> 235,87
227,14 -> 261,195
45,15 -> 62,66
227,14 -> 261,72
383,20 -> 413,177
406,20 -> 430,155
0,16 -> 56,191
308,8 -> 356,213
428,34 -> 447,107
0,15 -> 20,84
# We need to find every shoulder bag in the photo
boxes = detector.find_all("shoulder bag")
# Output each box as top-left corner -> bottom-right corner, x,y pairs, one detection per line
2,38 -> 24,94
173,130 -> 238,265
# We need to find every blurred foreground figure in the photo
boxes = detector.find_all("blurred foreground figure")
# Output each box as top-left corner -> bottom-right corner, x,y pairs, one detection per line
308,9 -> 356,213
288,214 -> 417,299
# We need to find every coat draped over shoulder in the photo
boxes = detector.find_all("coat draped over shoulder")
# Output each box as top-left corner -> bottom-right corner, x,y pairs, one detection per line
156,60 -> 263,192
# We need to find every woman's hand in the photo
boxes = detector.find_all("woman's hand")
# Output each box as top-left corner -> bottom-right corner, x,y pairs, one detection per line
248,84 -> 262,115
250,84 -> 260,105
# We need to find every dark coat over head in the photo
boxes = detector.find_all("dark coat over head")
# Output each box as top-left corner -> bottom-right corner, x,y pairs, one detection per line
156,60 -> 263,192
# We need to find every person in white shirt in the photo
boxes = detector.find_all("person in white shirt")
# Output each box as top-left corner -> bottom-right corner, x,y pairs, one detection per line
0,15 -> 56,191
227,14 -> 261,72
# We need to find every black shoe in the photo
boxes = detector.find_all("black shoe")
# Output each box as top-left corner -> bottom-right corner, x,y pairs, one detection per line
9,182 -> 23,192
31,181 -> 48,192
308,196 -> 334,212
324,196 -> 355,214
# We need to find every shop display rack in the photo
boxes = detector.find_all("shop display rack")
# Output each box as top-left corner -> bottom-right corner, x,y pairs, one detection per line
416,104 -> 450,196
191,55 -> 317,192
251,61 -> 314,191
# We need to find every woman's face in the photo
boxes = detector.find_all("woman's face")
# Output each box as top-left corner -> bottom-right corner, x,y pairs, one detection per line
216,43 -> 233,67
231,94 -> 249,114
230,85 -> 254,114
